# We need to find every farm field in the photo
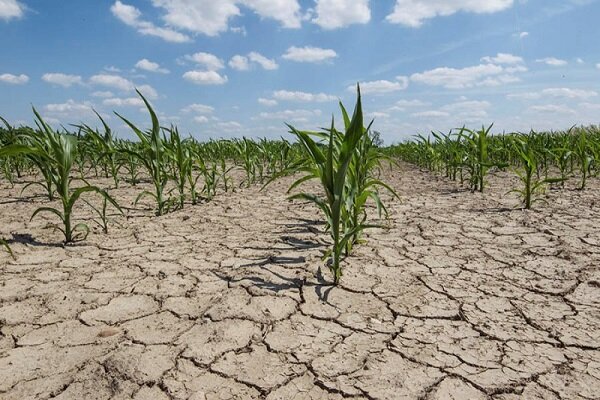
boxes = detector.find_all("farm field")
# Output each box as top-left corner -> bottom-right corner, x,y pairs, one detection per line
1,163 -> 598,399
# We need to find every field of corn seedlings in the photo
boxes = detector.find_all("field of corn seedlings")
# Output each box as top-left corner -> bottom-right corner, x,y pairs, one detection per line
0,90 -> 599,399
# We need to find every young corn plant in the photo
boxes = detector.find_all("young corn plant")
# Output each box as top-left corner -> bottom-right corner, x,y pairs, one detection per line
340,103 -> 399,255
461,125 -> 507,192
287,86 -> 375,284
1,238 -> 15,259
117,90 -> 172,215
573,128 -> 594,190
83,194 -> 123,234
0,109 -> 121,243
510,133 -> 564,209
77,110 -> 122,188
165,126 -> 192,209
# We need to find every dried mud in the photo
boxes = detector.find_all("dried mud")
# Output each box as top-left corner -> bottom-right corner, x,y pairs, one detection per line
0,163 -> 599,399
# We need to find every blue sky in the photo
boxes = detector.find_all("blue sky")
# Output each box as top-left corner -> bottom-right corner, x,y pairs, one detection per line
1,0 -> 599,143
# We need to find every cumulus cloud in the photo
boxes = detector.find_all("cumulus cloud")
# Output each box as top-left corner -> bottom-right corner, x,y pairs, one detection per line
349,77 -> 409,94
149,0 -> 301,37
273,90 -> 336,102
183,70 -> 228,85
312,0 -> 370,29
43,100 -> 96,121
282,46 -> 337,63
529,104 -> 576,114
135,59 -> 170,74
230,52 -> 278,71
411,99 -> 491,122
412,110 -> 450,118
89,74 -> 135,91
258,98 -> 278,106
0,73 -> 29,84
229,55 -> 250,71
256,109 -> 322,122
42,73 -> 83,87
111,1 -> 191,42
103,97 -> 145,107
91,91 -> 114,98
386,0 -> 514,27
0,0 -> 24,20
181,103 -> 215,114
410,62 -> 525,89
194,116 -> 209,123
536,57 -> 568,66
480,53 -> 523,65
248,52 -> 278,70
507,88 -> 598,100
136,84 -> 159,99
184,52 -> 225,70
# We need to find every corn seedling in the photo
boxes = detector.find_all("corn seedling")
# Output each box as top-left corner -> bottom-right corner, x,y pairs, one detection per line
1,238 -> 15,259
117,90 -> 173,215
287,85 -> 392,284
509,133 -> 564,209
0,109 -> 121,243
83,193 -> 123,234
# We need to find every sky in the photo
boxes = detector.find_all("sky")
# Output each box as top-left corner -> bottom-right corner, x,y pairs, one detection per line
1,0 -> 600,144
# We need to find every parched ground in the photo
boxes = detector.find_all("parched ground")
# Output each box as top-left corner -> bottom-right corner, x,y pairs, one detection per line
0,163 -> 599,400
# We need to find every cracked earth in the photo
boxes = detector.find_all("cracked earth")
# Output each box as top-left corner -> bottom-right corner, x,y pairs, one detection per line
0,163 -> 599,399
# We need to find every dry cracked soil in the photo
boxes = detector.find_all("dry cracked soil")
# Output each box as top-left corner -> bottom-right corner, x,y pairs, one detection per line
0,163 -> 599,399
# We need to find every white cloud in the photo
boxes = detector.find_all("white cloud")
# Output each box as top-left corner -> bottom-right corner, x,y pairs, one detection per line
89,74 -> 134,91
0,0 -> 24,20
44,100 -> 94,115
536,57 -> 568,66
596,63 -> 600,69
182,103 -> 215,114
230,52 -> 279,71
103,97 -> 145,107
216,121 -> 243,131
184,52 -> 225,70
0,73 -> 28,84
257,109 -> 322,122
508,88 -> 598,100
412,110 -> 450,118
273,90 -> 336,102
368,111 -> 390,119
350,77 -> 409,94
111,1 -> 191,43
183,70 -> 228,85
136,84 -> 159,99
395,99 -> 428,107
312,0 -> 370,29
258,98 -> 278,106
576,58 -> 584,64
229,55 -> 250,71
282,46 -> 338,63
386,0 -> 514,27
135,59 -> 169,74
248,52 -> 279,70
410,63 -> 525,89
529,104 -> 575,114
104,66 -> 122,73
480,53 -> 523,65
91,91 -> 114,98
41,73 -> 83,87
409,99 -> 490,122
242,0 -> 302,28
194,116 -> 209,123
149,0 -> 301,37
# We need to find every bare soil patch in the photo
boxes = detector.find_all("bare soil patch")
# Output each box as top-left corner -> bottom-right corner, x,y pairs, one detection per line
1,163 -> 599,399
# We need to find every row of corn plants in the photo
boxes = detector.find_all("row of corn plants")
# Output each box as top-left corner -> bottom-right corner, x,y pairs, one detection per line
0,90 -> 303,246
387,125 -> 600,208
